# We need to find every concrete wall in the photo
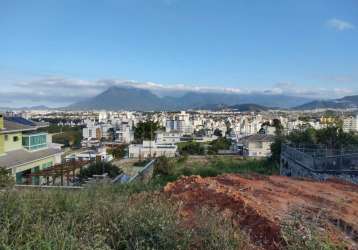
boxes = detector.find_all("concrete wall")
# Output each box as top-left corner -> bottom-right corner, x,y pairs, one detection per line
4,132 -> 23,152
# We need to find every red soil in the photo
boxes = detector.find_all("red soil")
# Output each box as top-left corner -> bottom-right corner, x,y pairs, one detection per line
164,174 -> 358,249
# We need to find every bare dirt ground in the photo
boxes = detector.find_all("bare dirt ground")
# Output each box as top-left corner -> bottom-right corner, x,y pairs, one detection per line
164,174 -> 358,249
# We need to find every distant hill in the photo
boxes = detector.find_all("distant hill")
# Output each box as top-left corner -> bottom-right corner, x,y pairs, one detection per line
228,103 -> 270,112
294,95 -> 358,110
0,105 -> 51,111
69,86 -> 166,111
69,86 -> 312,111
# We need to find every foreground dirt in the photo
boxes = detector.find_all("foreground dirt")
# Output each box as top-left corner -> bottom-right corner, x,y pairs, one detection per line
164,174 -> 358,249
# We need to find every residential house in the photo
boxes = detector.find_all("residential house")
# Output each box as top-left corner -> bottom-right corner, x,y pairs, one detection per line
238,134 -> 275,157
0,114 -> 63,185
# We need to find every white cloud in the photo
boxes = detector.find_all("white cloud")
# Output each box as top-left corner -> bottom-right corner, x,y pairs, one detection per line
1,76 -> 356,107
327,18 -> 355,31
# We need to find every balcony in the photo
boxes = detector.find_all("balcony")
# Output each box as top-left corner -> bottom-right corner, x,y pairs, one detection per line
22,133 -> 48,151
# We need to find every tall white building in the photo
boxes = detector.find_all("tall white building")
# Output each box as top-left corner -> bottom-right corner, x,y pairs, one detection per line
343,115 -> 358,132
165,111 -> 194,134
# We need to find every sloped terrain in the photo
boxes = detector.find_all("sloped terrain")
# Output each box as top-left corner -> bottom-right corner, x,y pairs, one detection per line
164,174 -> 358,249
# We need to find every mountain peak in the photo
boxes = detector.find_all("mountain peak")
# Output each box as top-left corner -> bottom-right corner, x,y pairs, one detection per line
69,86 -> 313,111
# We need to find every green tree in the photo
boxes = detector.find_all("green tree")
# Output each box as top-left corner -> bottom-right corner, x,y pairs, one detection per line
107,144 -> 127,159
208,137 -> 232,154
79,162 -> 122,179
134,121 -> 161,143
178,141 -> 205,155
213,128 -> 223,137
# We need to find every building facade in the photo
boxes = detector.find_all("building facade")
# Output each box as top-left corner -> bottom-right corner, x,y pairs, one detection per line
0,115 -> 62,185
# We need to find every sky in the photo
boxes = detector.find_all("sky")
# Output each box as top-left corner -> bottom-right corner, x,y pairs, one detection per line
0,0 -> 357,107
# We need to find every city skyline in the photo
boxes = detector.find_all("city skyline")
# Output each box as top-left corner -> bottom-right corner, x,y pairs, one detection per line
1,0 -> 357,107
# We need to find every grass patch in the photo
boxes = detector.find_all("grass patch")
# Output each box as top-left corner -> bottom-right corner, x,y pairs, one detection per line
152,156 -> 279,187
281,211 -> 346,250
0,185 -> 245,250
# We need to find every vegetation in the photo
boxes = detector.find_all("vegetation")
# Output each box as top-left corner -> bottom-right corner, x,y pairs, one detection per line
0,186 -> 245,250
213,128 -> 223,137
177,141 -> 205,155
153,156 -> 279,186
208,137 -> 232,154
0,168 -> 14,189
45,125 -> 83,148
281,211 -> 345,250
79,162 -> 122,179
133,121 -> 161,143
107,144 -> 128,159
270,126 -> 358,163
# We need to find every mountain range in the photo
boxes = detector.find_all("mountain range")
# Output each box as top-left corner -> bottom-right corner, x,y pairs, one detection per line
294,95 -> 358,110
68,86 -> 312,111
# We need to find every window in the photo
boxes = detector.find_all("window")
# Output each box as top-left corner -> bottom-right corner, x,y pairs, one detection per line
13,136 -> 19,142
22,133 -> 47,151
4,135 -> 8,141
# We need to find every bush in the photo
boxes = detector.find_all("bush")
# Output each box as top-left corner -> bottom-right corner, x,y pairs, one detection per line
107,144 -> 127,159
178,141 -> 205,155
0,168 -> 14,188
281,211 -> 345,250
79,162 -> 122,179
0,185 -> 245,250
208,137 -> 232,154
153,156 -> 175,177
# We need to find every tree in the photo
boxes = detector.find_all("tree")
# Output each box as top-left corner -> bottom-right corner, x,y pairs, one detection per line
79,162 -> 122,179
213,129 -> 223,137
178,141 -> 205,155
270,136 -> 286,163
134,121 -> 161,143
208,137 -> 232,154
107,144 -> 127,159
272,119 -> 284,136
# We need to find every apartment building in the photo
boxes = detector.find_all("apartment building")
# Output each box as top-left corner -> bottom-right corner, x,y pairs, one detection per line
343,115 -> 358,133
0,114 -> 62,184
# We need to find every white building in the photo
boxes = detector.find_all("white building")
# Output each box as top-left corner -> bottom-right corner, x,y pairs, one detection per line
165,111 -> 194,135
115,124 -> 134,144
155,131 -> 181,144
343,115 -> 358,133
82,120 -> 101,140
128,140 -> 177,159
239,134 -> 275,157
65,147 -> 113,162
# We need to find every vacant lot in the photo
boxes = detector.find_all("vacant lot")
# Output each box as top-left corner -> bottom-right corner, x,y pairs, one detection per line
165,174 -> 358,249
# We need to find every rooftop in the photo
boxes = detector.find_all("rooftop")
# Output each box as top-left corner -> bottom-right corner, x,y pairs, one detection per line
239,133 -> 275,142
0,148 -> 62,169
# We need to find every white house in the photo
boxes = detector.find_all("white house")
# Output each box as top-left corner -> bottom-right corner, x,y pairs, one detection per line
239,134 -> 275,157
128,140 -> 177,159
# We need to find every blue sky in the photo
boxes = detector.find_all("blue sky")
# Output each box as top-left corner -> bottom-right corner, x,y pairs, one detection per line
0,0 -> 357,107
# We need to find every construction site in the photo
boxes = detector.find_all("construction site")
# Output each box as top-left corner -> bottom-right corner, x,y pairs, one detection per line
164,174 -> 358,249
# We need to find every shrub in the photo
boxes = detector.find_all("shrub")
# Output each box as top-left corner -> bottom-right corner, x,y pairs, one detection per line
107,144 -> 127,159
153,156 -> 175,177
0,168 -> 14,189
281,211 -> 345,250
79,162 -> 122,179
0,185 -> 245,250
178,141 -> 205,155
